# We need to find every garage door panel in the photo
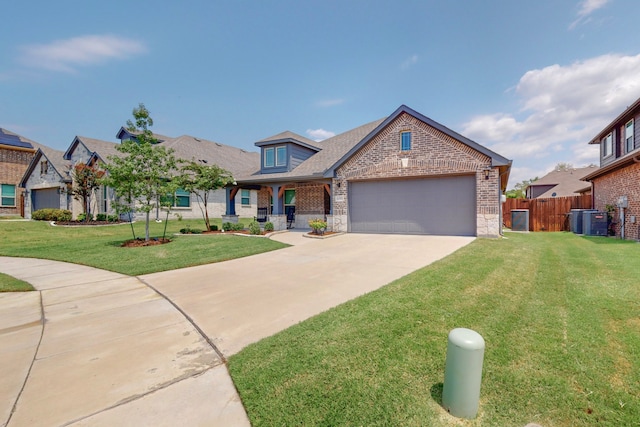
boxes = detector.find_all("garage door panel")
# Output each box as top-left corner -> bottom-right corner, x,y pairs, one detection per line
32,188 -> 61,211
348,176 -> 476,236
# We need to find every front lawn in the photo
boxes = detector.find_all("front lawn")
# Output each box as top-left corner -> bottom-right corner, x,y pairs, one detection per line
0,272 -> 35,292
229,232 -> 640,426
0,219 -> 287,276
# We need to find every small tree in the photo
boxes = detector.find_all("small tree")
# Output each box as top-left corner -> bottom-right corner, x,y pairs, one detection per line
175,161 -> 234,231
69,163 -> 105,221
554,162 -> 574,171
505,177 -> 538,199
102,103 -> 177,241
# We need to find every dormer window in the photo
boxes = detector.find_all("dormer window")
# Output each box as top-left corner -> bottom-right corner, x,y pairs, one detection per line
276,146 -> 286,166
603,133 -> 613,158
264,145 -> 287,168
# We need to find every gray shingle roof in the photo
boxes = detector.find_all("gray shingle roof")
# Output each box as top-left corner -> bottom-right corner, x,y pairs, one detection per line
237,118 -> 385,183
161,135 -> 259,177
74,136 -> 121,162
256,131 -> 322,149
529,166 -> 598,197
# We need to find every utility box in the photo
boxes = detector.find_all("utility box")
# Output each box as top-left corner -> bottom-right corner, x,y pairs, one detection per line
570,209 -> 596,234
511,209 -> 529,232
583,211 -> 608,236
442,328 -> 485,419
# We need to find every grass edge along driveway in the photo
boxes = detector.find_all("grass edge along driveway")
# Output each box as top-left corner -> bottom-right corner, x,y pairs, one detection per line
229,232 -> 640,427
0,219 -> 288,276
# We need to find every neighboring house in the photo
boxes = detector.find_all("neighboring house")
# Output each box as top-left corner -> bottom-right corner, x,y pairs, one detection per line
233,105 -> 512,237
526,166 -> 596,198
19,143 -> 71,218
0,129 -> 38,216
21,130 -> 261,220
582,96 -> 640,240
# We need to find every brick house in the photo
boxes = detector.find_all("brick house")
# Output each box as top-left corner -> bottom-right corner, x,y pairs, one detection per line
0,129 -> 42,216
582,96 -> 640,240
232,105 -> 512,237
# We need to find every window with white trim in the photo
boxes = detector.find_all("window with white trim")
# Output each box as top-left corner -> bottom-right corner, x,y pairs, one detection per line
241,189 -> 250,206
603,133 -> 613,158
626,120 -> 634,153
276,146 -> 287,166
264,147 -> 275,168
1,184 -> 16,207
401,131 -> 412,151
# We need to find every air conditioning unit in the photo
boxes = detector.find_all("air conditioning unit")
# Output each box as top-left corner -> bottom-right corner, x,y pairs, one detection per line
583,211 -> 608,236
511,209 -> 529,232
570,209 -> 588,234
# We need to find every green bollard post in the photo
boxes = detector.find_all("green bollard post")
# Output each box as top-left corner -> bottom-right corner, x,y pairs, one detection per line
442,328 -> 485,419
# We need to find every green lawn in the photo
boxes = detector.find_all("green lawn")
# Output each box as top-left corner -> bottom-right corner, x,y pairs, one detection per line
0,272 -> 35,292
228,232 -> 640,427
0,219 -> 287,276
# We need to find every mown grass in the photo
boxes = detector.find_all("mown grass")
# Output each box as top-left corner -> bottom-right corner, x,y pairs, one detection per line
0,219 -> 287,276
229,232 -> 640,427
0,272 -> 35,292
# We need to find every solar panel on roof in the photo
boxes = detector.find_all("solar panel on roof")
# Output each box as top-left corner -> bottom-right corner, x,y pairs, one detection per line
0,129 -> 33,149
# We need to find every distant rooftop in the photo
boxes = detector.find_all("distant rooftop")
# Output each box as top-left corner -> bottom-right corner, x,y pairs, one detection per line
0,128 -> 34,150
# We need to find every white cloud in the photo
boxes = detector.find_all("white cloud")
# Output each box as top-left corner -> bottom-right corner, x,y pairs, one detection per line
462,53 -> 640,187
315,99 -> 345,108
306,128 -> 336,142
401,54 -> 418,70
569,0 -> 610,29
18,34 -> 147,73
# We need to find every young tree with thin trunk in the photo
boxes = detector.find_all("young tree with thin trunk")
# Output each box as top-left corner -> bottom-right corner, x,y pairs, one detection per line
69,163 -> 104,221
102,103 -> 177,241
176,161 -> 234,231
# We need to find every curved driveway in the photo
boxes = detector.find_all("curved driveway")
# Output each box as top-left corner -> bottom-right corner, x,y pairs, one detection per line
1,232 -> 473,426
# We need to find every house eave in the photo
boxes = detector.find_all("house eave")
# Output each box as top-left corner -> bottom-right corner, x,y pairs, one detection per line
582,152 -> 640,181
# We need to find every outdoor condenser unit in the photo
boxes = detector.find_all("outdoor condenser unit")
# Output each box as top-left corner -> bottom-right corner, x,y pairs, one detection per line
511,209 -> 529,232
582,211 -> 608,236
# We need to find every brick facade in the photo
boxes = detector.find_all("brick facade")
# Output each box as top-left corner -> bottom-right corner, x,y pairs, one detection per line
0,146 -> 35,215
592,162 -> 640,240
333,112 -> 500,237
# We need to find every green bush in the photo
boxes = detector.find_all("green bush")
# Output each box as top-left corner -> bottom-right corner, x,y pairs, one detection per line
77,213 -> 94,222
264,222 -> 274,232
32,209 -> 72,222
107,214 -> 119,222
96,213 -> 107,221
223,222 -> 244,232
308,218 -> 327,235
248,221 -> 261,235
210,225 -> 218,231
180,226 -> 202,234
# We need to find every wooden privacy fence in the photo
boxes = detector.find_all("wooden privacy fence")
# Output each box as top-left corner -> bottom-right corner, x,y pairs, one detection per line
503,195 -> 592,232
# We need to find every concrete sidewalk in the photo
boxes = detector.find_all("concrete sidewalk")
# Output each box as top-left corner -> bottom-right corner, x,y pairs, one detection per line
0,257 -> 248,427
0,233 -> 472,426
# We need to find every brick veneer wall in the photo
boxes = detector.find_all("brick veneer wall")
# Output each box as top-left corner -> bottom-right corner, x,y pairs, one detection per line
592,162 -> 640,240
333,112 -> 500,237
0,147 -> 35,215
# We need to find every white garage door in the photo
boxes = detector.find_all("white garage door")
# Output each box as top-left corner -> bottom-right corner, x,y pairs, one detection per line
348,176 -> 477,236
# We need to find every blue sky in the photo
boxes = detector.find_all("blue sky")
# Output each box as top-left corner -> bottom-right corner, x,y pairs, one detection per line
2,0 -> 640,188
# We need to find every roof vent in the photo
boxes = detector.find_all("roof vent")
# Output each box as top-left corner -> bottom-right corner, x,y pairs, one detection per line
194,137 -> 201,142
215,142 -> 222,147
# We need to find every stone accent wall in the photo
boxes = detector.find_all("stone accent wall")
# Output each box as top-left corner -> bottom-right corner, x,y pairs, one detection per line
0,147 -> 34,215
333,112 -> 500,237
592,162 -> 640,240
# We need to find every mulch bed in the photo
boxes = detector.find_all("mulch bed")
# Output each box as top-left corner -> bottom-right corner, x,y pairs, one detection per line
121,238 -> 172,247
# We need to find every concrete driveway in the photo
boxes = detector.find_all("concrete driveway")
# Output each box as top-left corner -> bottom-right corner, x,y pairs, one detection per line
142,232 -> 474,357
1,232 -> 473,426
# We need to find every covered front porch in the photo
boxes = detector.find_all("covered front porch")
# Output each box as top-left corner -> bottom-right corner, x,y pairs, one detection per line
224,180 -> 334,231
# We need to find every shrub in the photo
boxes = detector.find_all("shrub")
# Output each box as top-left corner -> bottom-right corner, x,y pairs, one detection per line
264,222 -> 274,232
223,222 -> 244,232
248,221 -> 261,235
96,213 -> 107,221
77,213 -> 93,222
211,225 -> 218,231
32,209 -> 72,222
308,218 -> 327,235
107,214 -> 119,222
180,226 -> 202,234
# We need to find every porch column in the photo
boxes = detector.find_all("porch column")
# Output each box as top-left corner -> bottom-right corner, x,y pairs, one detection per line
271,185 -> 283,215
225,187 -> 236,215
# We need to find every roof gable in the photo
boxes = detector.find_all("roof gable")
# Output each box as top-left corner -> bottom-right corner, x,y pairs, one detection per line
323,104 -> 511,178
255,131 -> 322,151
19,147 -> 70,187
